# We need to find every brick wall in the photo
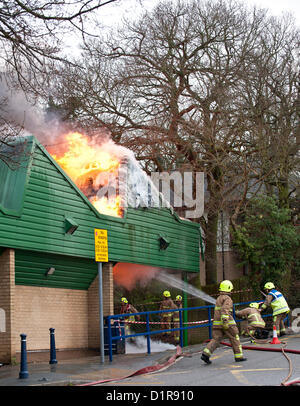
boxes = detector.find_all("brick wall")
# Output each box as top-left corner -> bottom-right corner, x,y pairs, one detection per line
15,262 -> 114,353
0,248 -> 114,362
14,286 -> 89,351
0,249 -> 15,363
88,262 -> 114,349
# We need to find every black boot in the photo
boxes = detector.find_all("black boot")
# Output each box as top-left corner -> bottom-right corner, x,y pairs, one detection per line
235,357 -> 247,362
201,353 -> 212,364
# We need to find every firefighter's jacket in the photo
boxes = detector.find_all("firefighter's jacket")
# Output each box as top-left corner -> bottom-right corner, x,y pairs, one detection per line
159,298 -> 177,318
212,292 -> 236,329
120,303 -> 140,322
235,307 -> 265,328
261,289 -> 290,316
173,301 -> 182,323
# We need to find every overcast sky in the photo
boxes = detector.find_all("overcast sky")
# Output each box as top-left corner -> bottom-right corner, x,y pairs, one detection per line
97,0 -> 300,27
64,0 -> 300,55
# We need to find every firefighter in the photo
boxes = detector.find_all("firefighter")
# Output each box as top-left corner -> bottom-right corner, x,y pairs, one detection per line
201,280 -> 247,364
260,282 -> 290,336
120,297 -> 140,336
173,295 -> 183,344
236,302 -> 266,340
159,290 -> 177,339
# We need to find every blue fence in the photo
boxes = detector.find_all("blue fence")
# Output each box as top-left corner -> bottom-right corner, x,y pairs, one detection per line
105,300 -> 288,362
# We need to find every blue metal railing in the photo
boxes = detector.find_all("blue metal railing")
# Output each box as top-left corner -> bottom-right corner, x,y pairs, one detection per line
106,300 -> 289,362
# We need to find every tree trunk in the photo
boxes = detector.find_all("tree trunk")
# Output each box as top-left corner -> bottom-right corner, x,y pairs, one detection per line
277,178 -> 290,210
205,211 -> 219,285
205,164 -> 223,285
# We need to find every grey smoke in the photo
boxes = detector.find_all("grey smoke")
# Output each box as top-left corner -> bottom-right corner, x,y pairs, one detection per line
0,76 -> 69,145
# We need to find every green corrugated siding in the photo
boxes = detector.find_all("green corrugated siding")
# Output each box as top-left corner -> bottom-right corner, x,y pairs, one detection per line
0,137 -> 200,289
15,250 -> 97,290
0,138 -> 34,216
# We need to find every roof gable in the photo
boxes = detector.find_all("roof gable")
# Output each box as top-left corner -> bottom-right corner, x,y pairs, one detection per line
0,137 -> 34,216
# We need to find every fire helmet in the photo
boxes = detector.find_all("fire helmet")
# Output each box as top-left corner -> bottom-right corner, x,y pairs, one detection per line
219,280 -> 233,293
176,295 -> 182,301
121,297 -> 128,304
249,302 -> 259,309
264,282 -> 275,290
163,290 -> 171,297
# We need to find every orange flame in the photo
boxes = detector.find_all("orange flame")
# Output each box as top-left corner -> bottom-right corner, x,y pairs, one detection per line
49,132 -> 123,217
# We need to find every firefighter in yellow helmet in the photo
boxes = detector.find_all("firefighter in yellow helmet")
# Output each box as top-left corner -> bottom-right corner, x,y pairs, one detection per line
201,280 -> 247,364
159,290 -> 177,340
260,282 -> 290,336
236,302 -> 266,340
173,295 -> 183,344
120,297 -> 140,336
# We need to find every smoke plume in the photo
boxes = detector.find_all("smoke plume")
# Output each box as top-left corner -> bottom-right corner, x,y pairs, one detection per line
0,76 -> 111,148
113,263 -> 159,290
0,77 -> 56,140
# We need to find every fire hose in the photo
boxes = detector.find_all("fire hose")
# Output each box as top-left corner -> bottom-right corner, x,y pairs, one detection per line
203,337 -> 300,386
82,312 -> 300,387
113,319 -> 300,386
78,345 -> 184,386
78,338 -> 300,386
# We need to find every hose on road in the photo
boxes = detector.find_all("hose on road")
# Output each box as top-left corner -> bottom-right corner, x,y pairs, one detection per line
78,345 -> 184,386
218,339 -> 299,386
79,338 -> 300,386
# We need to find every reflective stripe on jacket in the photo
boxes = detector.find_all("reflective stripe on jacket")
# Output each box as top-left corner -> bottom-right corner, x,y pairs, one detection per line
160,298 -> 177,318
262,289 -> 290,316
236,307 -> 265,328
212,293 -> 236,329
120,304 -> 138,321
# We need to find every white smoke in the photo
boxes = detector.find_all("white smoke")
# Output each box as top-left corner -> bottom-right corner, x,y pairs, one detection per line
0,76 -> 51,138
125,333 -> 176,354
0,75 -> 110,147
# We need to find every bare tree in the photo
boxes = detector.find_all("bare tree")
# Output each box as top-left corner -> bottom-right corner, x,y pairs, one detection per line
234,13 -> 300,214
0,0 -> 120,166
49,0 -> 299,284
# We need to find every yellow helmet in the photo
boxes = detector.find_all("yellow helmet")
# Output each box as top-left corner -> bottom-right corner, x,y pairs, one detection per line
264,282 -> 275,290
176,295 -> 182,301
249,302 -> 259,309
163,290 -> 171,297
219,280 -> 233,293
121,297 -> 128,304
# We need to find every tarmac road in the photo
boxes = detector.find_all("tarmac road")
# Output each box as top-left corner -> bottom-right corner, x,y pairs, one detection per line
0,333 -> 299,393
99,334 -> 300,387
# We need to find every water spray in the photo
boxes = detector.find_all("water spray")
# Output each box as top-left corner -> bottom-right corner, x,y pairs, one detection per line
156,271 -> 216,305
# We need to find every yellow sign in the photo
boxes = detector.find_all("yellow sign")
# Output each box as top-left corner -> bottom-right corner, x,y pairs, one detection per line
94,229 -> 108,262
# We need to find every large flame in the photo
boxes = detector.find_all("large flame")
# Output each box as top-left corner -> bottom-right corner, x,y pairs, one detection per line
49,132 -> 123,217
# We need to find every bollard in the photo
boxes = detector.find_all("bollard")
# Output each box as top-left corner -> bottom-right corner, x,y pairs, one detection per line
19,333 -> 29,379
49,328 -> 57,364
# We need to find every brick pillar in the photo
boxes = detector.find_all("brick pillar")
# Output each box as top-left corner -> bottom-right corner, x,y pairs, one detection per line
0,249 -> 15,363
88,262 -> 114,349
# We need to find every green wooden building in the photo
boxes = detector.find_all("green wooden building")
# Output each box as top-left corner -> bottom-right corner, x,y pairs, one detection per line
0,135 -> 200,362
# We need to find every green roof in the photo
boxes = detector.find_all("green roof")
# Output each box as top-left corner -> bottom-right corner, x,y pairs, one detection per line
0,135 -> 201,289
0,137 -> 34,217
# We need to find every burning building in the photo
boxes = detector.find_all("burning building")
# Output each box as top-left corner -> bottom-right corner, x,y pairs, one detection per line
0,133 -> 200,363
